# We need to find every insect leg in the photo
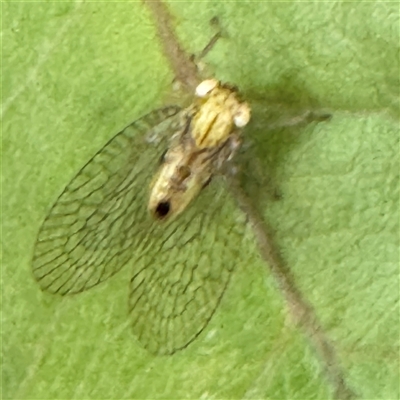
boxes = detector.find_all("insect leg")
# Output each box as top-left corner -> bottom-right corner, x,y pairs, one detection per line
193,17 -> 224,62
266,110 -> 332,130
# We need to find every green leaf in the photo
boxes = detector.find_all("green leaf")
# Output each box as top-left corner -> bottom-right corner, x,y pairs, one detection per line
2,1 -> 398,399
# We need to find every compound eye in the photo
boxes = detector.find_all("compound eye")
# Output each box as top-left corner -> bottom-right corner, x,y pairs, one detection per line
233,103 -> 251,127
195,79 -> 219,97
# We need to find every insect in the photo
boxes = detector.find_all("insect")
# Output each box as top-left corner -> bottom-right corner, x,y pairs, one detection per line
32,79 -> 251,354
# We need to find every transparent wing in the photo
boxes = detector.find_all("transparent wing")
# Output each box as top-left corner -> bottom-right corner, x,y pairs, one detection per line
32,106 -> 182,294
33,105 -> 248,355
128,178 -> 246,355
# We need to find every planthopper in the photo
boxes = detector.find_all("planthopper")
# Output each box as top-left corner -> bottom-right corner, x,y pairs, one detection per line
32,78 -> 252,354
